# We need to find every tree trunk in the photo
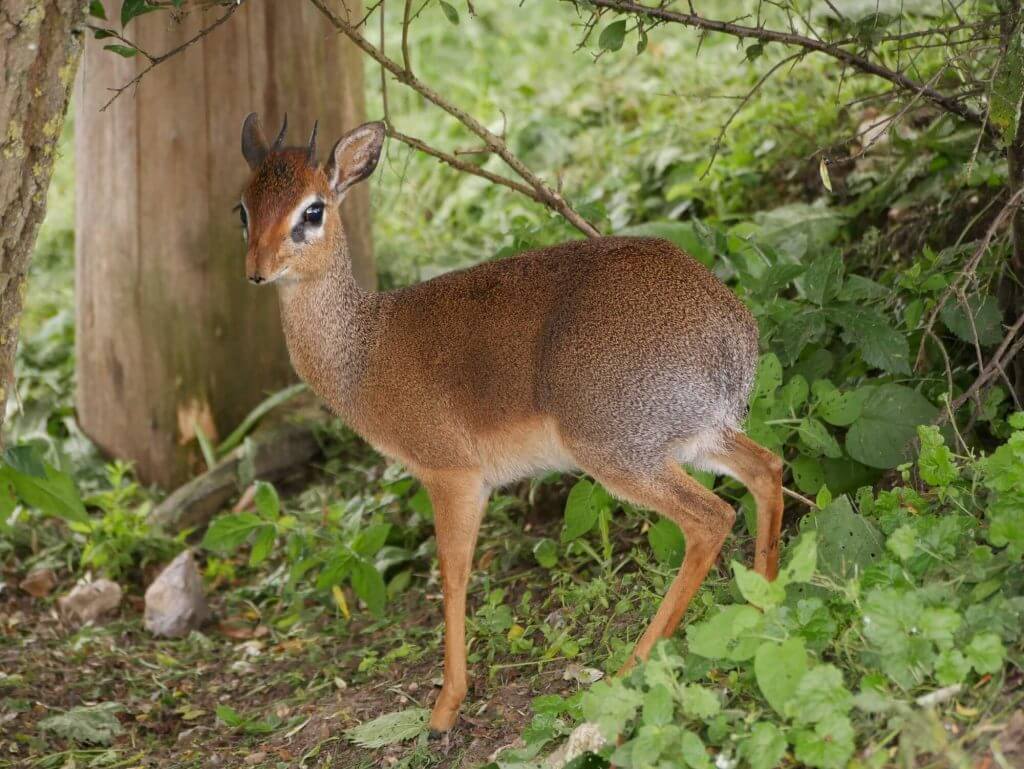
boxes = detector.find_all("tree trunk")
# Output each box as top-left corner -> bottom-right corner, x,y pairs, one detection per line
75,0 -> 373,488
0,1 -> 85,447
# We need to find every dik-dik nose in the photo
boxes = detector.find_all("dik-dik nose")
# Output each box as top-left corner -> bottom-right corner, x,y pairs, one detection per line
249,273 -> 266,285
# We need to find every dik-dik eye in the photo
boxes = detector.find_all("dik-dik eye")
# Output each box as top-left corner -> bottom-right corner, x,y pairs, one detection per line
236,204 -> 248,236
303,202 -> 324,226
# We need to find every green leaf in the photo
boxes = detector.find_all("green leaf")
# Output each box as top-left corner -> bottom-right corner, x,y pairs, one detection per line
581,678 -> 643,739
791,713 -> 855,769
345,708 -> 429,748
814,382 -> 873,427
89,1 -> 107,19
617,222 -> 713,265
351,559 -> 386,616
104,44 -> 138,58
780,532 -> 817,583
249,525 -> 276,566
438,0 -> 459,24
352,523 -> 391,557
686,604 -> 762,660
533,537 -> 558,568
833,306 -> 911,375
802,251 -> 844,305
755,638 -> 809,716
846,384 -> 938,468
799,496 -> 884,581
965,633 -> 1005,674
886,525 -> 917,561
797,417 -> 842,458
598,19 -> 627,52
3,445 -> 45,478
752,353 -> 783,401
562,479 -> 611,542
215,705 -> 244,727
679,684 -> 720,719
745,43 -> 764,61
0,462 -> 88,524
253,481 -> 280,519
642,684 -> 674,726
733,560 -> 785,609
680,730 -> 711,769
201,512 -> 264,552
216,383 -> 307,456
935,648 -> 971,685
40,703 -> 124,745
989,26 -> 1024,145
916,425 -> 958,487
941,295 -> 1003,346
408,486 -> 434,521
786,665 -> 852,724
121,0 -> 157,27
739,722 -> 787,769
648,518 -> 685,568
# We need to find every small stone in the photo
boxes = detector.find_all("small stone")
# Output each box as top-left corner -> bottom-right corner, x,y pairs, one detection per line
243,751 -> 267,765
407,682 -> 419,693
19,568 -> 57,598
57,579 -> 122,625
144,550 -> 210,638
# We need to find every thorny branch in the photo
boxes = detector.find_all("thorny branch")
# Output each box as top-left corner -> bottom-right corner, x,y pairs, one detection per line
308,0 -> 601,238
580,0 -> 994,137
99,0 -> 243,112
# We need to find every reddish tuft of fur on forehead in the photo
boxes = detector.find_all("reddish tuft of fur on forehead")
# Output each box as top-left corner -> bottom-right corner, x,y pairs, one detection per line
243,149 -> 329,236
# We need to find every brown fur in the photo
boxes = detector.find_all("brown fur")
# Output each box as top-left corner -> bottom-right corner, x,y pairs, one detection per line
239,119 -> 787,732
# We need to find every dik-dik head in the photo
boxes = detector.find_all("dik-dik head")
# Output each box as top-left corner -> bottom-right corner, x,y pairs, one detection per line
238,113 -> 384,284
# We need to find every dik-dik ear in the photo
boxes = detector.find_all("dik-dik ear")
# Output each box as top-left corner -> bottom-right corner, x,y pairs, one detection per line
241,112 -> 269,169
325,122 -> 385,200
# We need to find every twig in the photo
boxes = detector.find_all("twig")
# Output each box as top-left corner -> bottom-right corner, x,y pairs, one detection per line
401,0 -> 413,72
783,487 -> 817,508
379,0 -> 390,123
581,0 -> 994,136
100,1 -> 243,112
940,310 -> 1024,422
307,0 -> 601,238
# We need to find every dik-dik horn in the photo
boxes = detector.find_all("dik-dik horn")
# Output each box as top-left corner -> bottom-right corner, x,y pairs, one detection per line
237,112 -> 784,733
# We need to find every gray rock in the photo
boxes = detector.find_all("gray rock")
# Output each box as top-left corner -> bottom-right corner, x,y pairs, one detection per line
58,579 -> 122,625
144,550 -> 210,638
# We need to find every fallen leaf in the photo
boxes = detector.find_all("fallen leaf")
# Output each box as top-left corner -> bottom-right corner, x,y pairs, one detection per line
19,568 -> 57,598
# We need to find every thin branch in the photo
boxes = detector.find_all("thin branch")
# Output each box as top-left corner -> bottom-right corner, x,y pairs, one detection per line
941,310 -> 1024,421
581,0 -> 993,136
100,1 -> 243,112
308,0 -> 600,238
379,0 -> 390,123
401,0 -> 413,72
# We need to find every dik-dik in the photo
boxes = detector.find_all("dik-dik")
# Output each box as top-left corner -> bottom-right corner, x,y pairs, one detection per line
237,114 -> 783,732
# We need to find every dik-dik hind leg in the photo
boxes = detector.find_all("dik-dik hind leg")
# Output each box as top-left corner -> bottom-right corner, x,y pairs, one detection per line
587,462 -> 736,673
700,431 -> 784,580
422,470 -> 488,733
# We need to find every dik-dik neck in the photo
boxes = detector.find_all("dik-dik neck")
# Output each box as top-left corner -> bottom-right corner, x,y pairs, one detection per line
276,256 -> 381,415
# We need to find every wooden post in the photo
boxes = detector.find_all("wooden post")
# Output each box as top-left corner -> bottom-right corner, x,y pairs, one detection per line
75,1 -> 373,487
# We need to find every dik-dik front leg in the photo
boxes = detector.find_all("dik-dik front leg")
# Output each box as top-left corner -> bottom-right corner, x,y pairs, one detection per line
423,470 -> 488,733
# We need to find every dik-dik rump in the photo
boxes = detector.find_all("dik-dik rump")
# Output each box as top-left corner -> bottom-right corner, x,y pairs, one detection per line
236,114 -> 783,732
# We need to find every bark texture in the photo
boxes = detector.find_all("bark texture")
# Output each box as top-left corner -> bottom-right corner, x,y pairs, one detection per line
0,0 -> 85,445
76,0 -> 372,487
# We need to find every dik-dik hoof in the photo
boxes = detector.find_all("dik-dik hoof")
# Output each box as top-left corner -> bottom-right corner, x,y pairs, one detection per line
428,708 -> 459,735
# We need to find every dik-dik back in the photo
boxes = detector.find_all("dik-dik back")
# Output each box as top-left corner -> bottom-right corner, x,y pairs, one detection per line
238,114 -> 783,733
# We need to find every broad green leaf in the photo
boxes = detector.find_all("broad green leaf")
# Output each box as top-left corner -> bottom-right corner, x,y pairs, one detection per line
89,0 -> 107,19
965,633 -> 1005,674
792,712 -> 855,769
103,44 -> 138,58
408,486 -> 434,521
680,730 -> 711,769
40,703 -> 124,745
733,561 -> 785,609
780,532 -> 817,583
345,708 -> 429,748
351,559 -> 387,617
582,678 -> 643,739
786,664 -> 852,723
814,382 -> 873,427
533,537 -> 558,568
648,518 -> 685,568
352,523 -> 392,557
679,684 -> 720,719
121,0 -> 157,27
799,496 -> 884,581
739,722 -> 787,769
253,481 -> 280,519
686,604 -> 762,660
916,425 -> 957,487
941,295 -> 1003,346
642,684 -> 674,726
846,384 -> 938,468
562,479 -> 612,542
935,648 -> 971,685
802,251 -> 844,305
438,0 -> 459,24
752,353 -> 783,401
0,463 -> 88,524
791,455 -> 826,495
3,445 -> 45,478
248,525 -> 276,566
797,417 -> 842,458
833,306 -> 911,375
201,512 -> 264,552
598,19 -> 627,52
755,638 -> 809,716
